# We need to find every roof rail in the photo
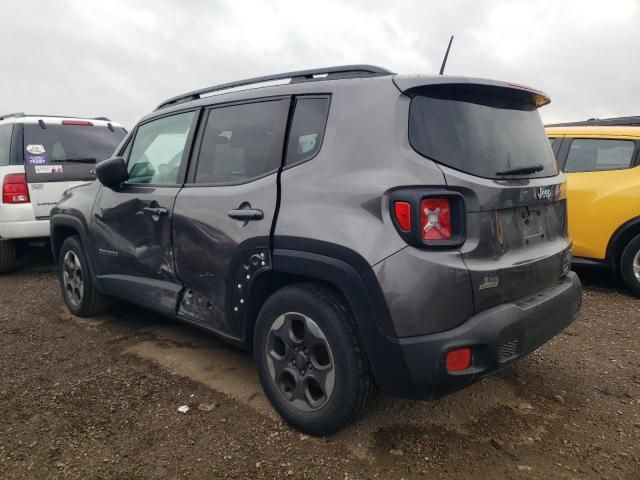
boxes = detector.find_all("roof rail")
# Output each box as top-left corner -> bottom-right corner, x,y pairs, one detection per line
0,112 -> 25,121
93,116 -> 111,121
546,116 -> 640,127
156,64 -> 396,110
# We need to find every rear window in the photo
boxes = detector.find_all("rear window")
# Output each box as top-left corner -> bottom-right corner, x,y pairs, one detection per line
409,89 -> 557,179
23,123 -> 126,182
0,124 -> 13,166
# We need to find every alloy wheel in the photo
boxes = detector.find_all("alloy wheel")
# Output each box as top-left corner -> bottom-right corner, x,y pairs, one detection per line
62,250 -> 84,307
265,312 -> 335,412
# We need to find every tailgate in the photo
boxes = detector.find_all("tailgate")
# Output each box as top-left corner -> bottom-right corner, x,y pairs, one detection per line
27,179 -> 89,219
461,193 -> 570,312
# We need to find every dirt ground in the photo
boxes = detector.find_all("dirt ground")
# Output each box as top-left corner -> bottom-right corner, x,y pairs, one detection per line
1,245 -> 639,479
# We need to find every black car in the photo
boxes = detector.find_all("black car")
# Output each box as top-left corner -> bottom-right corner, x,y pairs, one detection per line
51,65 -> 582,435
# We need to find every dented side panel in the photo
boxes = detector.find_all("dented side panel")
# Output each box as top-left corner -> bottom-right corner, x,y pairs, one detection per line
90,184 -> 181,307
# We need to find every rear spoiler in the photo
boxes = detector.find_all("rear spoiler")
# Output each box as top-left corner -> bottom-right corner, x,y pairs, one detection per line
393,75 -> 550,109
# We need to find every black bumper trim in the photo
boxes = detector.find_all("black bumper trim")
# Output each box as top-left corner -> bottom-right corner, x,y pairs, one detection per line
369,272 -> 582,399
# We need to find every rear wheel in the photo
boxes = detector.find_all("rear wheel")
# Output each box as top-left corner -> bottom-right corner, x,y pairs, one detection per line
0,240 -> 16,274
59,236 -> 110,316
620,234 -> 640,297
254,283 -> 374,436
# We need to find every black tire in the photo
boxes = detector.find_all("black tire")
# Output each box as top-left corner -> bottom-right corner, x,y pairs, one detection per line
254,283 -> 374,435
620,234 -> 640,297
58,236 -> 110,316
0,240 -> 16,274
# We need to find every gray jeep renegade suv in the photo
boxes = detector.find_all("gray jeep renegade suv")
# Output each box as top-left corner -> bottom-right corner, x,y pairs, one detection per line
50,65 -> 582,435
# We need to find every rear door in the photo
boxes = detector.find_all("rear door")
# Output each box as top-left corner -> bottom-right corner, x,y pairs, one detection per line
406,83 -> 570,312
559,137 -> 640,259
91,111 -> 197,312
172,98 -> 289,339
22,120 -> 126,219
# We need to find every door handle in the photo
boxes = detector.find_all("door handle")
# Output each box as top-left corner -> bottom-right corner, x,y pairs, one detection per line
142,206 -> 169,216
228,208 -> 264,221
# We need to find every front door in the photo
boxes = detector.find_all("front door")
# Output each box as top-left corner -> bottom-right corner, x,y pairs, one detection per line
172,99 -> 290,339
90,110 -> 198,312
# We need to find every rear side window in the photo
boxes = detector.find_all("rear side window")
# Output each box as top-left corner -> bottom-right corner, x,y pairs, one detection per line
194,100 -> 287,185
285,97 -> 330,166
564,139 -> 636,172
409,89 -> 557,179
0,124 -> 12,166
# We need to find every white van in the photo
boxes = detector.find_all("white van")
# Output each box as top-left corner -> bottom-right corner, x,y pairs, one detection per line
0,113 -> 126,272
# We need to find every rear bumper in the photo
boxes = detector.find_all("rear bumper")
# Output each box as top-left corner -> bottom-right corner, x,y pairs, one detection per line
0,220 -> 50,239
370,272 -> 582,399
0,202 -> 49,239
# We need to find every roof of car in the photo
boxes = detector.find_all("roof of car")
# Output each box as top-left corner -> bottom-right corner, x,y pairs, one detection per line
147,65 -> 550,124
0,113 -> 123,128
545,125 -> 640,137
546,116 -> 640,127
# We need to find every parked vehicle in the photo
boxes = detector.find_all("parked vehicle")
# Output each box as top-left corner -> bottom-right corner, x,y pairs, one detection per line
0,113 -> 126,272
546,117 -> 640,296
51,65 -> 582,435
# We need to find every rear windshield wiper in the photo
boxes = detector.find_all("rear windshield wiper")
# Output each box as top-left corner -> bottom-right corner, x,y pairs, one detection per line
50,157 -> 97,164
496,164 -> 544,176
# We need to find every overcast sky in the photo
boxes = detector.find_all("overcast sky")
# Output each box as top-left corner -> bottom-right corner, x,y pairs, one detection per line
1,0 -> 638,128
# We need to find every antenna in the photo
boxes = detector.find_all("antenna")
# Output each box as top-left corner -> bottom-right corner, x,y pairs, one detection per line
439,35 -> 454,75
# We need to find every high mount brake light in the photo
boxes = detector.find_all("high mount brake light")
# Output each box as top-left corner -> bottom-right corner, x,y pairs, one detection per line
2,173 -> 30,204
62,120 -> 93,126
421,198 -> 451,240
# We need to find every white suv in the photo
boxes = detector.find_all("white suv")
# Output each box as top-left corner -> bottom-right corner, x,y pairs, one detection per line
0,113 -> 126,272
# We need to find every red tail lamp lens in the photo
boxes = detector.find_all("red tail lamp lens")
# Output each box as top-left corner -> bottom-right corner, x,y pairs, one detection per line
421,198 -> 451,240
446,347 -> 471,372
2,173 -> 30,204
393,201 -> 412,232
62,120 -> 93,126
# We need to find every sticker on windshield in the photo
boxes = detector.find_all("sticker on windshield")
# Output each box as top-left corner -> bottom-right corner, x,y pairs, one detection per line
26,155 -> 48,165
34,165 -> 63,174
26,144 -> 46,155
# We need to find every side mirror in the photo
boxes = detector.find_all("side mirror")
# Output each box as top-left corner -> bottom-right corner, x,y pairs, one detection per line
96,156 -> 128,188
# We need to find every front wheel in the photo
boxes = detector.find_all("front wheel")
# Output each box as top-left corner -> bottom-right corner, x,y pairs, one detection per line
620,234 -> 640,297
58,236 -> 111,316
254,283 -> 374,436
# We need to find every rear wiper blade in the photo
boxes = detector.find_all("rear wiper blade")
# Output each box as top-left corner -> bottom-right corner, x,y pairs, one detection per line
51,157 -> 97,163
496,164 -> 544,176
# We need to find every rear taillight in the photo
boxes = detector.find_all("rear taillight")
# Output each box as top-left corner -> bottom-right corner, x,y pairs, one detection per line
393,201 -> 412,232
421,198 -> 451,240
2,173 -> 30,204
389,189 -> 464,248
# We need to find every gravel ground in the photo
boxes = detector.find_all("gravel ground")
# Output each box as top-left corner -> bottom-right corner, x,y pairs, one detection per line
0,245 -> 639,479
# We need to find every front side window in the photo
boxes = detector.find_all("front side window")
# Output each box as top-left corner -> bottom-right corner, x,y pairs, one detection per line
127,111 -> 195,185
285,97 -> 330,166
564,139 -> 636,173
0,124 -> 12,166
194,100 -> 286,184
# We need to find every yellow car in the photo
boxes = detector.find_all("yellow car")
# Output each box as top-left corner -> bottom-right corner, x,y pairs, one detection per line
546,118 -> 640,295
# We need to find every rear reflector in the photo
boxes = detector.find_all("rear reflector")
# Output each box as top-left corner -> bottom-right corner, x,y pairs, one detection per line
62,120 -> 93,126
2,173 -> 30,204
421,198 -> 451,240
393,201 -> 412,232
446,347 -> 471,372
